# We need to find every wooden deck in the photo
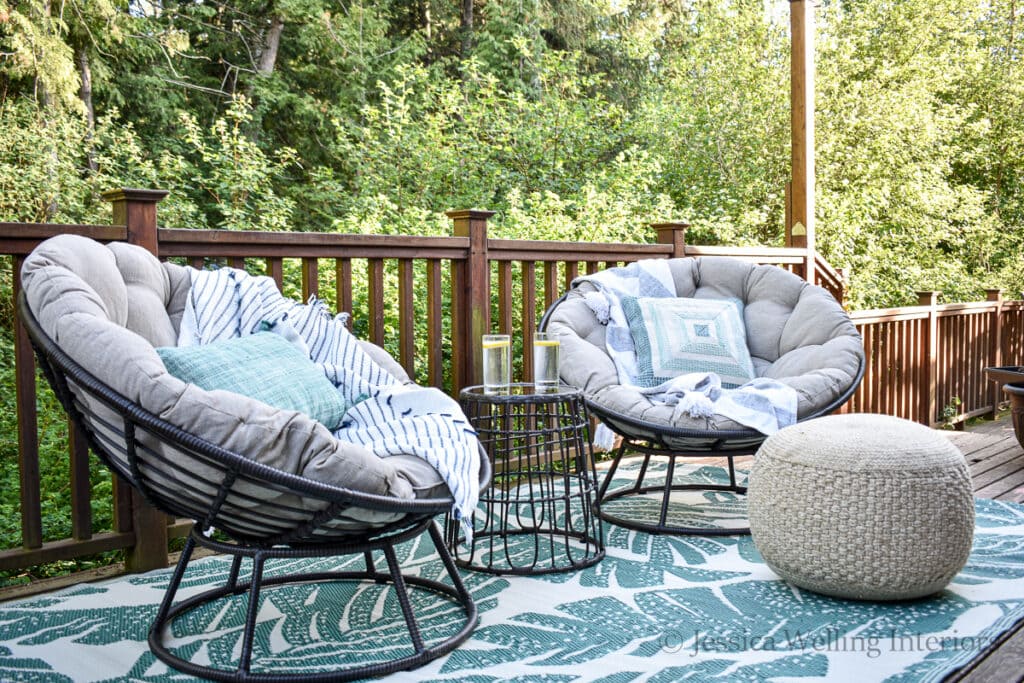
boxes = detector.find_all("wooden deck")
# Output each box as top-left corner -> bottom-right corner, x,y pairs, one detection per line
947,416 -> 1024,502
943,413 -> 1024,681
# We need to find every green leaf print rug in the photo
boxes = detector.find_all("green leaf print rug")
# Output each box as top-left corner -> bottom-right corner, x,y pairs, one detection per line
2,463 -> 1024,682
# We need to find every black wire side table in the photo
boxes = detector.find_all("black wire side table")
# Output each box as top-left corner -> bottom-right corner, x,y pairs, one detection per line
447,383 -> 605,575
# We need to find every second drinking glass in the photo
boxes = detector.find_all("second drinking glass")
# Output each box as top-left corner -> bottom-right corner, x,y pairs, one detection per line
533,331 -> 560,391
482,334 -> 511,394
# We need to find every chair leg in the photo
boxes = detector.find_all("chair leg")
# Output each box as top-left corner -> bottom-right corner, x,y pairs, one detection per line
597,441 -> 629,502
428,520 -> 472,607
659,454 -> 678,528
383,543 -> 426,655
153,534 -> 195,630
226,554 -> 243,590
237,551 -> 267,675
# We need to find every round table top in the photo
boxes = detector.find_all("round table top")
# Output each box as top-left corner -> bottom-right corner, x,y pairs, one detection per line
459,383 -> 583,404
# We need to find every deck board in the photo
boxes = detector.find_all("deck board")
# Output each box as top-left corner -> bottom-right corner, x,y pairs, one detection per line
943,413 -> 1024,681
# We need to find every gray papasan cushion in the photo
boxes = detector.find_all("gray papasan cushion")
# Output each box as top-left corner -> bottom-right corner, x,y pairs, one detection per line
21,235 -> 448,531
545,257 -> 864,440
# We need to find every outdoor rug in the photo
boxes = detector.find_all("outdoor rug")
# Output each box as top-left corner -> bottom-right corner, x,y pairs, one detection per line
3,461 -> 1024,682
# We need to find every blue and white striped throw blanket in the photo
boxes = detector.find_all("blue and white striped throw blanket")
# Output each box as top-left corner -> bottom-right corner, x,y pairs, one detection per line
575,261 -> 797,435
178,267 -> 481,538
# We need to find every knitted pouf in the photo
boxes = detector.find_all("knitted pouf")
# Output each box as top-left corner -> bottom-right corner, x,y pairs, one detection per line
748,413 -> 974,601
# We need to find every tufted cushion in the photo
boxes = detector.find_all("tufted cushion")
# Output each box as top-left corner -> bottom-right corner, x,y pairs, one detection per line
545,256 -> 864,445
20,235 -> 445,531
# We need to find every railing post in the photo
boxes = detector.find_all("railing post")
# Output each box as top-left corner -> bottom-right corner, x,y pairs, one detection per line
987,289 -> 1004,418
104,188 -> 170,572
102,188 -> 168,255
652,222 -> 690,258
448,209 -> 495,394
918,291 -> 939,427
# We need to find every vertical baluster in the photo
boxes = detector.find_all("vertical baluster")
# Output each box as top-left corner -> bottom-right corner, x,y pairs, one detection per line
266,257 -> 283,291
335,258 -> 352,324
69,423 -> 92,540
301,258 -> 319,301
886,320 -> 896,417
543,262 -> 558,310
113,475 -> 133,533
368,259 -> 385,345
427,260 -> 444,390
865,323 -> 877,413
522,262 -> 537,382
564,261 -> 579,291
13,258 -> 42,550
498,261 -> 513,335
398,259 -> 415,377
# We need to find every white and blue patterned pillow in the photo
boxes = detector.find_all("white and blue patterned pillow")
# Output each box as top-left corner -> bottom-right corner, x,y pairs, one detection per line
622,296 -> 755,388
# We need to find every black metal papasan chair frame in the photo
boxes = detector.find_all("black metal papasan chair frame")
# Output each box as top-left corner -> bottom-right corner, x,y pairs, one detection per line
19,291 -> 491,683
540,281 -> 865,538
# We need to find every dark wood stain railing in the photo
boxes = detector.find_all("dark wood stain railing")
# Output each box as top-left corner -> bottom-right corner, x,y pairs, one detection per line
0,188 -> 1020,581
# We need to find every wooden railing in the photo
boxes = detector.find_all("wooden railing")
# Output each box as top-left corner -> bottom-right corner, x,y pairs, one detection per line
842,292 -> 1024,427
0,188 -> 1020,581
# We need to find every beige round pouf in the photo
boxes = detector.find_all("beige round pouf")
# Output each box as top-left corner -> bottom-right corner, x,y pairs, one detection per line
748,413 -> 974,601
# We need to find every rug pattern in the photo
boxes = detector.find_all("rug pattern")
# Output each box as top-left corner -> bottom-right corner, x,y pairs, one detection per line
1,463 -> 1024,682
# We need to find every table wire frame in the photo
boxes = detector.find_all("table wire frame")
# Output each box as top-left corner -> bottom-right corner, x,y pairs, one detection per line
449,384 -> 605,575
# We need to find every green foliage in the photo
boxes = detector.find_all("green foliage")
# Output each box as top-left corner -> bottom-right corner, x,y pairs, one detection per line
178,97 -> 299,231
637,0 -> 791,246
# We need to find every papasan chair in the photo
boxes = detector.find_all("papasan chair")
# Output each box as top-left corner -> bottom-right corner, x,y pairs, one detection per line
18,235 -> 490,682
540,256 -> 864,536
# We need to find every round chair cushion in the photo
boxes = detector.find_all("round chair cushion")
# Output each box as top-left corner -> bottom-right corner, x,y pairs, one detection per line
21,235 -> 448,534
544,257 -> 864,448
748,413 -> 974,601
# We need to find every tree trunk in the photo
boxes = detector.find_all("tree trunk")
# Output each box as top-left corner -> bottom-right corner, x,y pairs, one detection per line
36,0 -> 58,219
460,0 -> 474,59
76,44 -> 97,172
257,15 -> 285,76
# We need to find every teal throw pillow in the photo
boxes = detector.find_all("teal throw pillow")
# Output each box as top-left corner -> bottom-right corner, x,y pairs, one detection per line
156,332 -> 348,431
622,296 -> 755,389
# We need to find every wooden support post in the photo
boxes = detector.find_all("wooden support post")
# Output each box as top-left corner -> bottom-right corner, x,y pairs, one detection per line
104,187 -> 170,573
789,0 -> 816,284
652,222 -> 690,258
102,188 -> 168,255
448,209 -> 495,394
918,291 -> 939,427
987,289 -> 1004,417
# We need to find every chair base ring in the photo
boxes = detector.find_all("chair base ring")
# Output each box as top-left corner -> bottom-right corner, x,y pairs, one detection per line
149,520 -> 476,682
597,438 -> 754,537
598,483 -> 750,536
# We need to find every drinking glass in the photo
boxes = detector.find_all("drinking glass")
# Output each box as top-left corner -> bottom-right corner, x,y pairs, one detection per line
533,331 -> 560,391
482,334 -> 511,394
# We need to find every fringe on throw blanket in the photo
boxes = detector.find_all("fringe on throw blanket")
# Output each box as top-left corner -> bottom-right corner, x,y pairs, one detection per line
178,267 -> 481,539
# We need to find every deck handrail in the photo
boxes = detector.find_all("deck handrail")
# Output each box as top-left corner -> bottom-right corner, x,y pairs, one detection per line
0,187 -> 1021,579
